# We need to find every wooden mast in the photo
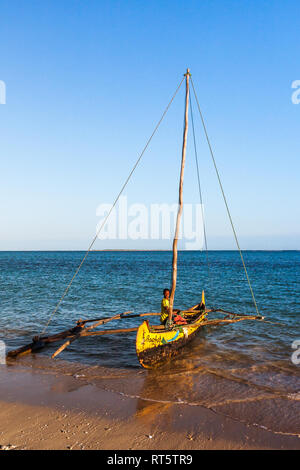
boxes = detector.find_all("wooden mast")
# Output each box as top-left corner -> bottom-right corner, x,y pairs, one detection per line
168,68 -> 190,321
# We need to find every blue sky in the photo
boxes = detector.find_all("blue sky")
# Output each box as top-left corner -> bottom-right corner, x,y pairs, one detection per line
0,0 -> 299,250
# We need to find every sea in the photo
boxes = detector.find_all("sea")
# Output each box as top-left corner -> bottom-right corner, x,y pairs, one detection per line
0,250 -> 299,436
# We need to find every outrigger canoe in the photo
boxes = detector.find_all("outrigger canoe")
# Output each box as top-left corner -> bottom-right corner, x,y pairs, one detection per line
6,69 -> 263,368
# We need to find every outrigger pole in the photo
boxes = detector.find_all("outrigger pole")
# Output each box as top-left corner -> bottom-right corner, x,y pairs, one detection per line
169,68 -> 190,322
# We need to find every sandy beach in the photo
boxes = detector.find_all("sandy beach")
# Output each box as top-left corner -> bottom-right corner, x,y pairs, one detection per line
0,362 -> 299,451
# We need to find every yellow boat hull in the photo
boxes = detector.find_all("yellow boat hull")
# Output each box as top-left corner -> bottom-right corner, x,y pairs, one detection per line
136,308 -> 207,369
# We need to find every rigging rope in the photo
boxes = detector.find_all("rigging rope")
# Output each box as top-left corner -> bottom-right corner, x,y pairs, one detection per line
190,77 -> 260,317
40,76 -> 185,335
189,93 -> 211,288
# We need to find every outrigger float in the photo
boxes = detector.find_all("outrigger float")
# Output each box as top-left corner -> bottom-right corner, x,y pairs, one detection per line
7,69 -> 263,368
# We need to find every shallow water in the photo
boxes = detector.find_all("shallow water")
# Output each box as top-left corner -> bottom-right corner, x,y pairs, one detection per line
1,250 -> 299,435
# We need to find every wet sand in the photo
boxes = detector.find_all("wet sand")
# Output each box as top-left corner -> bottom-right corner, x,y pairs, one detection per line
0,363 -> 299,450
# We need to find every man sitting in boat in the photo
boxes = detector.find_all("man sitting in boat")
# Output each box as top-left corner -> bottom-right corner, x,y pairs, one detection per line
161,288 -> 187,326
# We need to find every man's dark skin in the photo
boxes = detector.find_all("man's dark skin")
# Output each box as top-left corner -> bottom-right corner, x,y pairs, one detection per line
162,289 -> 180,323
